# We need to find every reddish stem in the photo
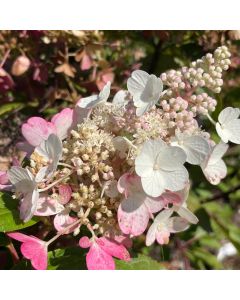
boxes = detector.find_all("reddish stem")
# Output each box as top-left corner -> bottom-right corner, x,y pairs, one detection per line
0,49 -> 11,68
7,241 -> 20,264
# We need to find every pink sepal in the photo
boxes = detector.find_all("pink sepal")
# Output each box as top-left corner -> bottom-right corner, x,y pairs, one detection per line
86,243 -> 115,270
54,211 -> 78,234
21,117 -> 56,146
51,108 -> 73,140
79,235 -> 131,270
97,237 -> 130,262
58,184 -> 72,204
79,236 -> 92,248
8,232 -> 48,270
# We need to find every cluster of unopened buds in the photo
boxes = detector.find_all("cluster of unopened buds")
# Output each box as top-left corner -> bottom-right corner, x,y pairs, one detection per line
1,46 -> 240,270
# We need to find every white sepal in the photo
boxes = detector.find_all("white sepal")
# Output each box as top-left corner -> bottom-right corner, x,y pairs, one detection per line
127,70 -> 164,116
78,81 -> 111,109
135,139 -> 188,197
35,134 -> 62,179
171,132 -> 210,165
216,107 -> 240,144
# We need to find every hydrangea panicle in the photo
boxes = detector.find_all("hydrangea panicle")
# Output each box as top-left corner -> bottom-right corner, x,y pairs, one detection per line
6,45 -> 238,270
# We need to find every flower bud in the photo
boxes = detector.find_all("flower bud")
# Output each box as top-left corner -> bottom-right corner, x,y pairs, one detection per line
11,55 -> 31,76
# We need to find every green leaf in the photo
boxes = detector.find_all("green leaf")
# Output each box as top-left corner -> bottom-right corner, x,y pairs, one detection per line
48,248 -> 165,270
0,102 -> 25,116
188,248 -> 223,269
115,254 -> 165,270
228,225 -> 240,248
195,208 -> 212,233
203,201 -> 233,221
11,259 -> 32,270
199,235 -> 221,249
47,247 -> 87,270
0,192 -> 39,232
12,249 -> 165,270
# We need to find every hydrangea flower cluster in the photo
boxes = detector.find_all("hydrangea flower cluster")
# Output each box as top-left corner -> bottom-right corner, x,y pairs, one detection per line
3,46 -> 240,270
160,46 -> 231,117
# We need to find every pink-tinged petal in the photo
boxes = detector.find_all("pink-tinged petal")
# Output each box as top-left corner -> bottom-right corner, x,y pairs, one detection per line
0,184 -> 12,191
21,117 -> 56,147
113,235 -> 133,249
97,72 -> 114,91
172,183 -> 190,205
51,108 -> 73,140
7,232 -> 39,243
54,211 -> 78,234
79,236 -> 92,249
86,243 -> 115,270
117,173 -> 141,198
97,237 -> 130,262
12,157 -> 21,167
58,185 -> 72,204
8,231 -> 49,269
156,230 -> 170,245
117,173 -> 129,197
102,72 -> 114,84
160,191 -> 182,205
35,196 -> 64,216
21,241 -> 48,270
118,173 -> 157,236
0,171 -> 9,185
81,53 -> 92,71
16,141 -> 34,157
146,223 -> 158,246
145,196 -> 165,214
118,196 -> 149,236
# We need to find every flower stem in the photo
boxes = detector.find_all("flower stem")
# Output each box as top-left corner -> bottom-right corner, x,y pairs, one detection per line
7,241 -> 20,264
87,223 -> 96,238
206,113 -> 217,126
46,218 -> 81,247
123,136 -> 137,149
38,171 -> 74,192
0,49 -> 11,68
58,162 -> 74,169
45,208 -> 91,247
